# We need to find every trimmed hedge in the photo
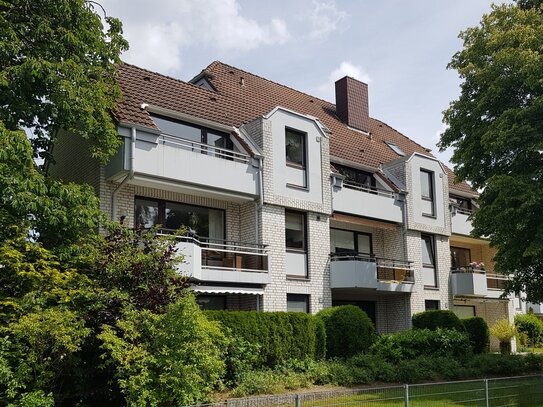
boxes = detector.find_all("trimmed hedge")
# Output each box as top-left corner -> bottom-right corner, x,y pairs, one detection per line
370,328 -> 470,362
412,310 -> 465,332
317,305 -> 375,358
205,311 -> 326,366
462,317 -> 490,354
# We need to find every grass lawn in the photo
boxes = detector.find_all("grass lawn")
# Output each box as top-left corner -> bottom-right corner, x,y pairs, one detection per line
295,377 -> 543,407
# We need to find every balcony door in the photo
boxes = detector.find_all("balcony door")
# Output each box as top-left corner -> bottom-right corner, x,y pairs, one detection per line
330,228 -> 372,256
451,247 -> 471,270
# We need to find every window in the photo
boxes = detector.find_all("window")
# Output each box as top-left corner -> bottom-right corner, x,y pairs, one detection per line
420,169 -> 435,216
134,197 -> 225,239
450,247 -> 471,270
425,300 -> 440,311
450,195 -> 472,211
385,141 -> 405,156
287,294 -> 309,313
453,305 -> 476,318
196,295 -> 226,310
151,113 -> 234,155
330,228 -> 372,255
421,234 -> 437,287
334,164 -> 376,188
285,128 -> 306,168
285,211 -> 306,251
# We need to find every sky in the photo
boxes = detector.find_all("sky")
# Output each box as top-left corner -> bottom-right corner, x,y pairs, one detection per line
98,0 -> 502,166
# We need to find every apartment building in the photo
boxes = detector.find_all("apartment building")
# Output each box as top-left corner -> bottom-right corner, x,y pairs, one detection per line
48,61 -> 526,345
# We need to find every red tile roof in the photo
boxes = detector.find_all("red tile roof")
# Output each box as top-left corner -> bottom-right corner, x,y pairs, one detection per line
113,61 -> 474,195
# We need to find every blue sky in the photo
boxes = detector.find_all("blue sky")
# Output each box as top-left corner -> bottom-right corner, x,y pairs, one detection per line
99,0 -> 502,165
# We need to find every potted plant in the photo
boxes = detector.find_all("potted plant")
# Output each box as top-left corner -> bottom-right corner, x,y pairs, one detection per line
490,319 -> 516,354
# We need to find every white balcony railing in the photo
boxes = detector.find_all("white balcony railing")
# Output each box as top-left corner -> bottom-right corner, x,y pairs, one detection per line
158,231 -> 270,285
451,268 -> 510,298
450,207 -> 474,236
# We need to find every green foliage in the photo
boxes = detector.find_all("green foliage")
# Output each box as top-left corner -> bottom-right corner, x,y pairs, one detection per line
316,305 -> 375,358
515,313 -> 543,345
0,0 -> 128,163
223,333 -> 261,386
371,328 -> 471,363
490,319 -> 517,343
462,317 -> 490,354
99,295 -> 226,407
439,2 -> 543,302
412,310 -> 465,332
205,311 -> 325,367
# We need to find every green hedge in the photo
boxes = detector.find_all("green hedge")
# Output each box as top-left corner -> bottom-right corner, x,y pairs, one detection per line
317,305 -> 375,358
462,317 -> 490,354
515,313 -> 543,346
370,328 -> 470,362
205,311 -> 326,366
412,310 -> 465,332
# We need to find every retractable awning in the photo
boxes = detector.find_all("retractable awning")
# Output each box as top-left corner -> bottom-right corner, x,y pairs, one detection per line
331,213 -> 399,230
192,285 -> 264,295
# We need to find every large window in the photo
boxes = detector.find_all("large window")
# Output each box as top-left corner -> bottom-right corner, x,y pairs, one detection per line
450,247 -> 471,270
285,128 -> 306,168
151,113 -> 234,154
285,211 -> 306,251
287,294 -> 309,313
330,228 -> 372,255
453,305 -> 476,318
450,195 -> 472,211
135,197 -> 225,239
420,169 -> 435,216
421,234 -> 437,287
334,164 -> 376,189
196,295 -> 226,310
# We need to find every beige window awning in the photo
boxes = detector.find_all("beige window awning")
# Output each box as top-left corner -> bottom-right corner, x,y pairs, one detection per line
192,285 -> 264,295
331,213 -> 399,230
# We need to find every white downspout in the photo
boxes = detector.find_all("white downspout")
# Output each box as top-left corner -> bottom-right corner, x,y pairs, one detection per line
112,127 -> 136,222
256,156 -> 264,242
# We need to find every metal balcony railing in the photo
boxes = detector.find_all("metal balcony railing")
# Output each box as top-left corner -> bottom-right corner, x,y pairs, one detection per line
158,229 -> 268,273
160,133 -> 252,164
329,252 -> 414,283
342,180 -> 397,199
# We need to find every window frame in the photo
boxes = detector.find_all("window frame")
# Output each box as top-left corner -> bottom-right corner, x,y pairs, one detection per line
334,164 -> 376,188
285,210 -> 307,253
134,196 -> 226,239
421,233 -> 438,288
420,169 -> 436,217
384,141 -> 406,156
287,294 -> 310,313
196,295 -> 227,310
330,227 -> 373,255
425,300 -> 440,311
285,127 -> 307,169
151,113 -> 234,151
453,305 -> 476,318
450,246 -> 472,270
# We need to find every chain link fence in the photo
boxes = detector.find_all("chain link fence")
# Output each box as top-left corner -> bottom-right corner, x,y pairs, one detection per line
184,375 -> 543,407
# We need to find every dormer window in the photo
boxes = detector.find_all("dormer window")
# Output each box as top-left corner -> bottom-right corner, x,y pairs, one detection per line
385,141 -> 405,156
285,128 -> 306,168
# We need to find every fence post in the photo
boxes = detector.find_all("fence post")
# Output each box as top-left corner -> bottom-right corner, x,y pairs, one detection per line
484,379 -> 489,407
295,394 -> 300,407
404,384 -> 409,407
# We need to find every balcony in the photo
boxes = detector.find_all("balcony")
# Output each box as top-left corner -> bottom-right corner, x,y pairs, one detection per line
106,132 -> 259,200
330,253 -> 415,293
450,207 -> 474,236
169,234 -> 270,285
451,269 -> 488,297
527,303 -> 543,314
451,268 -> 510,298
332,181 -> 403,223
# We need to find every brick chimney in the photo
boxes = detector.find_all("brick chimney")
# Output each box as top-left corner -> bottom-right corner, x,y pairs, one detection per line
335,76 -> 369,133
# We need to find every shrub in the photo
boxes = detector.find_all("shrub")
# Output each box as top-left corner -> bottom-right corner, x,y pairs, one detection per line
515,313 -> 543,346
99,296 -> 226,406
370,328 -> 470,362
205,311 -> 326,367
462,317 -> 490,354
412,310 -> 465,332
317,305 -> 375,358
490,319 -> 516,354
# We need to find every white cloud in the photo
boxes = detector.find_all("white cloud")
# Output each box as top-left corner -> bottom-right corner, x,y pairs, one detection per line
316,61 -> 371,101
100,0 -> 290,74
309,0 -> 349,39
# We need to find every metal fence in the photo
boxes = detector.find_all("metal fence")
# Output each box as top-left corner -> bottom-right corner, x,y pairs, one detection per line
186,375 -> 543,407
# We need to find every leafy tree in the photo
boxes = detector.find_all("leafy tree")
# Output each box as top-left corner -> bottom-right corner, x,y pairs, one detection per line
439,1 -> 543,302
0,0 -> 128,163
